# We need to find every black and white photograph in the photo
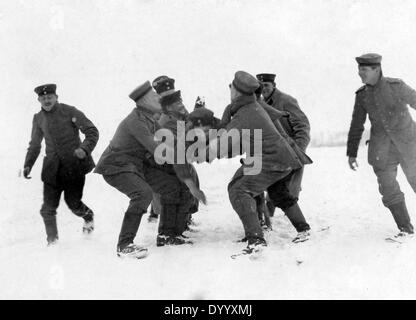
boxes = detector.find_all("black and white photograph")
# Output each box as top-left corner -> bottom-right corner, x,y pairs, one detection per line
1,0 -> 416,301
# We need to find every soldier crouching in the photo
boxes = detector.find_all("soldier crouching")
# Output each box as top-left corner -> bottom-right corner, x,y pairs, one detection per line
94,81 -> 194,259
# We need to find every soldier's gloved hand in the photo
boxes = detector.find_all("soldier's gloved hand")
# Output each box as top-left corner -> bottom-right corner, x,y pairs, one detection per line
348,157 -> 358,171
74,148 -> 87,159
194,96 -> 205,109
23,167 -> 31,179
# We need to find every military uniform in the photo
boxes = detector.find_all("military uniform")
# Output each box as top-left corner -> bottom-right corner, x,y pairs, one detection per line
152,77 -> 201,231
95,82 -> 193,250
212,71 -> 309,246
347,53 -> 416,233
257,74 -> 311,209
24,84 -> 99,244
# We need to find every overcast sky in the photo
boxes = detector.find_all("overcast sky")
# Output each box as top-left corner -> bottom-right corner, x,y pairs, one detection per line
2,0 -> 416,158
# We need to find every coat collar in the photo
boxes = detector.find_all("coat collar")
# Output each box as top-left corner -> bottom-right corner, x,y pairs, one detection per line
41,102 -> 59,113
229,94 -> 256,116
265,88 -> 281,105
366,75 -> 385,89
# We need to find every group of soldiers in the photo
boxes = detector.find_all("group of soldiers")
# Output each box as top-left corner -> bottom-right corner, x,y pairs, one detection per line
23,53 -> 416,259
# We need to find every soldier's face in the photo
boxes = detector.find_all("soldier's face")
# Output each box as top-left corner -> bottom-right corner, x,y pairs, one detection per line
229,83 -> 238,101
358,66 -> 380,85
38,94 -> 58,111
262,82 -> 275,99
148,91 -> 163,113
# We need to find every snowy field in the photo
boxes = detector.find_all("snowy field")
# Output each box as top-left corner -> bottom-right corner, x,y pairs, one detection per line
1,146 -> 416,300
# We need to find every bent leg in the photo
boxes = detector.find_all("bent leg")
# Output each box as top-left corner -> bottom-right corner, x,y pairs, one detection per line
268,169 -> 310,232
373,163 -> 404,208
103,173 -> 153,249
145,165 -> 194,236
41,183 -> 62,243
228,166 -> 291,240
63,175 -> 93,220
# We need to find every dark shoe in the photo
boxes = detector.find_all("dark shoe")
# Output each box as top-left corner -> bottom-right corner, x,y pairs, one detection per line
156,234 -> 193,247
47,237 -> 58,247
237,236 -> 248,243
245,237 -> 267,254
43,217 -> 58,245
388,202 -> 414,233
292,230 -> 311,243
394,231 -> 414,238
82,210 -> 94,234
117,243 -> 148,259
148,212 -> 159,223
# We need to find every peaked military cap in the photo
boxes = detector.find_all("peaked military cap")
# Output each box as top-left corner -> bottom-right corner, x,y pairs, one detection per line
256,73 -> 276,83
355,53 -> 382,66
254,82 -> 264,99
160,90 -> 182,107
129,81 -> 152,102
232,71 -> 260,95
189,106 -> 221,128
34,84 -> 57,96
152,76 -> 175,97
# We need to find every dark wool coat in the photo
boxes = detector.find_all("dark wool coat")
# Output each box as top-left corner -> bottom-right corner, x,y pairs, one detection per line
265,89 -> 310,151
347,76 -> 416,169
24,103 -> 98,185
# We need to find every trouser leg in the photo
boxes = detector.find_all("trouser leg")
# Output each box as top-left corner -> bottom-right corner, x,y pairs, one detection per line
373,145 -> 413,232
388,201 -> 414,233
283,203 -> 310,232
103,173 -> 153,249
40,183 -> 62,243
228,166 -> 291,240
144,164 -> 194,236
63,175 -> 93,221
373,165 -> 404,207
267,169 -> 310,232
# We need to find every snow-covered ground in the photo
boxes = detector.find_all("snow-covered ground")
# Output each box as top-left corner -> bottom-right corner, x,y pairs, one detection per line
1,146 -> 416,299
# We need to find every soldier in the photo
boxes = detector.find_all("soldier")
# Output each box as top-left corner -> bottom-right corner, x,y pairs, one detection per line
189,71 -> 311,255
23,84 -> 99,246
220,81 -> 312,242
94,81 -> 194,259
256,73 -> 312,240
151,76 -> 205,233
347,53 -> 416,237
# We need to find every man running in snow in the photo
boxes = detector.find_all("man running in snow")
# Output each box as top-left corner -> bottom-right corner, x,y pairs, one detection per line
23,84 -> 99,246
347,53 -> 416,238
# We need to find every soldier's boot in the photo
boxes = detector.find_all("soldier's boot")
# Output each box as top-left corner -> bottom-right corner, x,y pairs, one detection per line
148,205 -> 159,222
156,234 -> 193,246
82,208 -> 94,234
284,203 -> 311,242
388,202 -> 414,235
157,204 -> 192,246
265,193 -> 276,217
244,236 -> 267,254
70,202 -> 94,234
117,210 -> 145,252
117,243 -> 148,259
43,216 -> 58,246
